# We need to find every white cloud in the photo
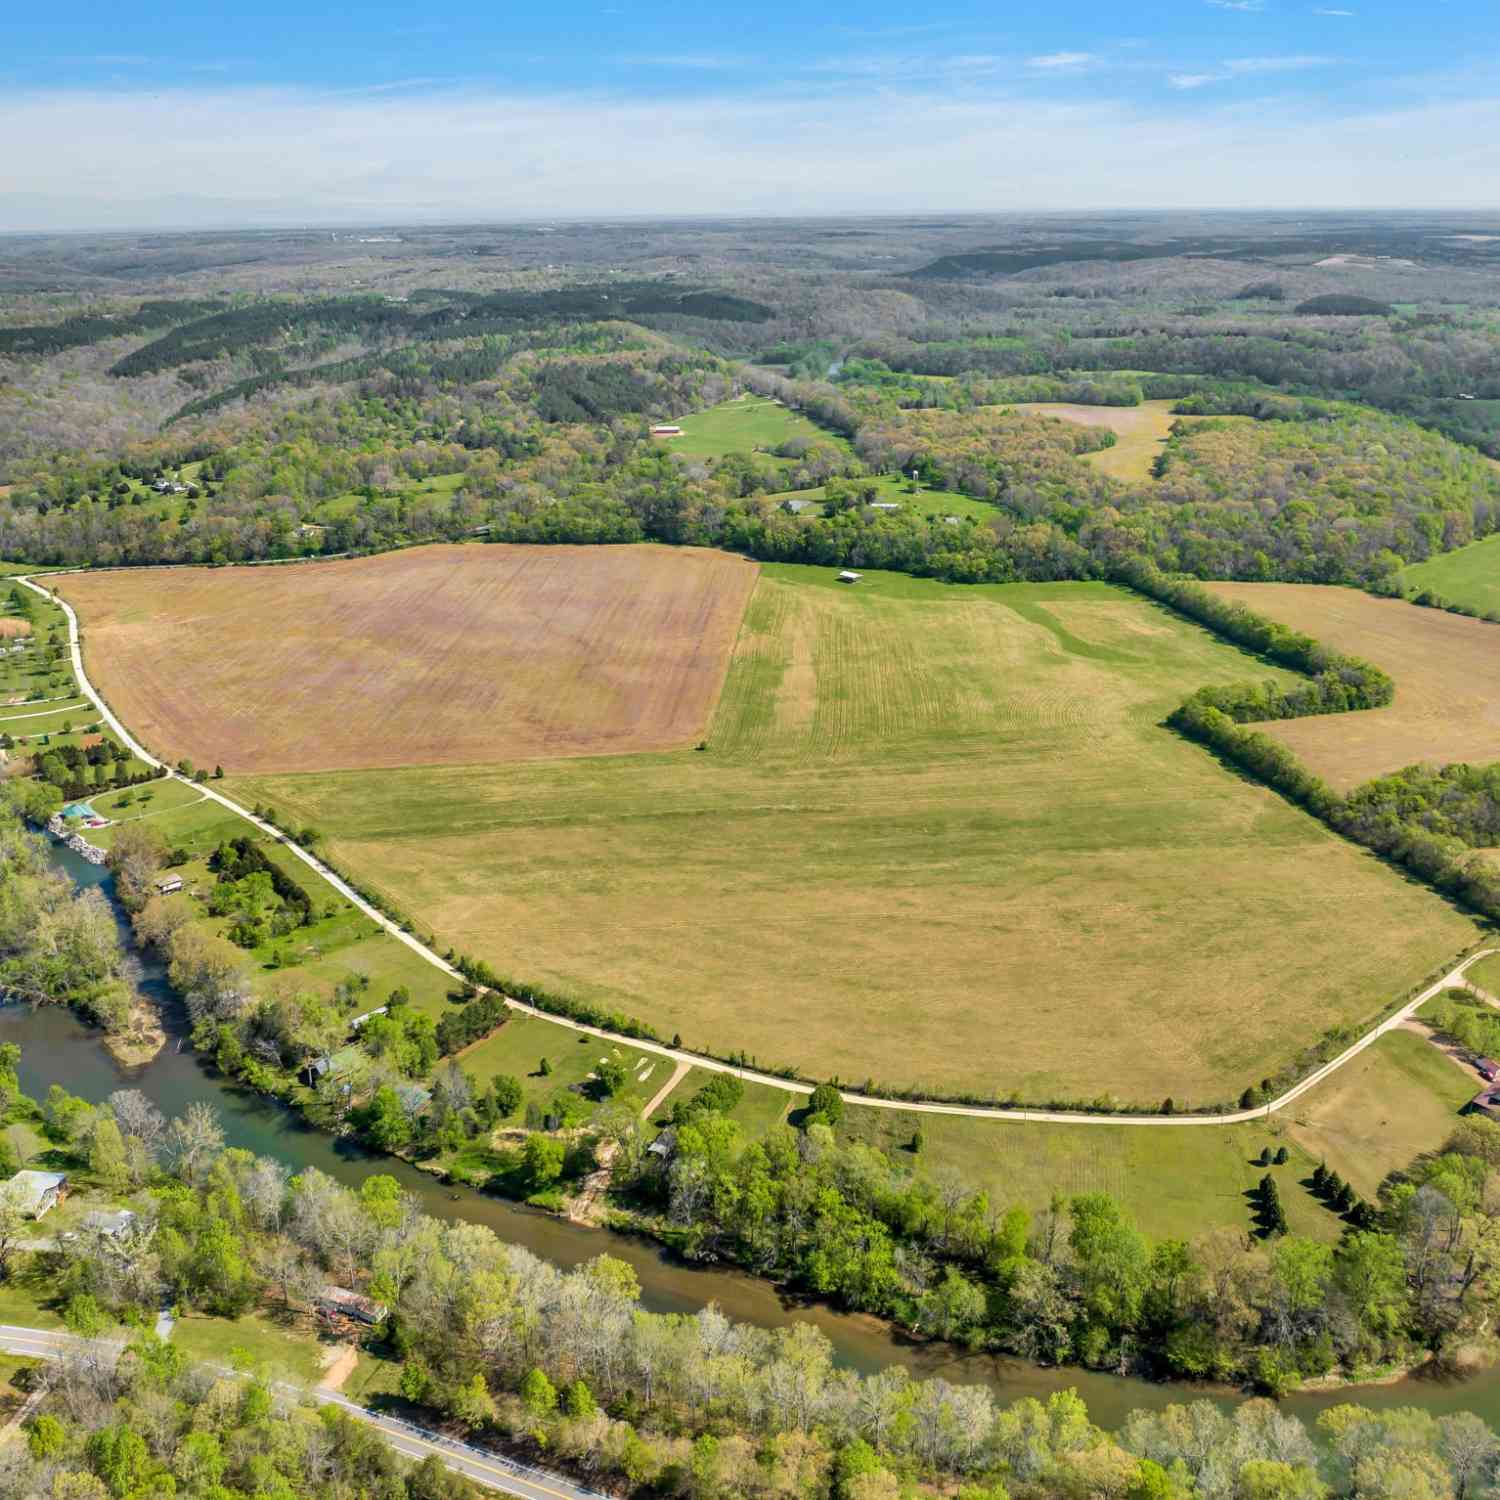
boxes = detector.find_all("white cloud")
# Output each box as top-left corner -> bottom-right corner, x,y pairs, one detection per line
1025,52 -> 1096,69
1205,1 -> 1266,11
1314,7 -> 1356,13
2,82 -> 1498,229
618,53 -> 752,69
1224,54 -> 1334,73
1169,72 -> 1228,88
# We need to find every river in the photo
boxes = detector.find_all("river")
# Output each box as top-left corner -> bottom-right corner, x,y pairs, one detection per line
9,842 -> 1500,1432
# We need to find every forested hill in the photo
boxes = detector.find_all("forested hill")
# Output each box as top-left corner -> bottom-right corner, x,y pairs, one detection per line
2,237 -> 1500,591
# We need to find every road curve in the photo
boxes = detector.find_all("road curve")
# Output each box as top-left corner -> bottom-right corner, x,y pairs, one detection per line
21,570 -> 1489,1128
0,1323 -> 610,1500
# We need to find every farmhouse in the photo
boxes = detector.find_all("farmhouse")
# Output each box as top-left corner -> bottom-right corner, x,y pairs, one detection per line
316,1285 -> 388,1324
6,1170 -> 68,1219
1473,1086 -> 1500,1119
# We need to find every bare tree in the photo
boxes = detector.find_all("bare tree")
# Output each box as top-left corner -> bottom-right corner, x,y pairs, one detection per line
164,1102 -> 224,1187
107,1088 -> 166,1159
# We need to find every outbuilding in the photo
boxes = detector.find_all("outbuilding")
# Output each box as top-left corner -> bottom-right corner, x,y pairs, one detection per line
6,1170 -> 68,1219
836,570 -> 862,584
154,876 -> 184,896
317,1286 -> 388,1325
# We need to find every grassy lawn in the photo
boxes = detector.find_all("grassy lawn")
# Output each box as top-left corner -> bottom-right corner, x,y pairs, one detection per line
0,1255 -> 64,1328
235,567 -> 1474,1106
1401,534 -> 1500,617
86,792 -> 247,856
659,396 -> 849,463
452,1013 -> 657,1112
262,926 -> 459,1020
171,1310 -> 329,1383
1467,953 -> 1500,995
1284,1030 -> 1474,1198
837,1106 -> 1335,1242
343,1349 -> 406,1403
649,1066 -> 793,1133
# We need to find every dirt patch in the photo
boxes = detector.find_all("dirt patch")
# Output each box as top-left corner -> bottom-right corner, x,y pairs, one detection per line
103,1001 -> 167,1067
318,1343 -> 359,1391
56,544 -> 760,774
1205,584 -> 1500,789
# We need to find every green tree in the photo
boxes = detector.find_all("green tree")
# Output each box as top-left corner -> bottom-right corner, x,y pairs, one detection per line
522,1133 -> 566,1190
520,1366 -> 558,1419
450,1372 -> 496,1431
808,1082 -> 844,1125
27,1413 -> 68,1460
86,1425 -> 151,1498
563,1379 -> 596,1419
490,1074 -> 523,1119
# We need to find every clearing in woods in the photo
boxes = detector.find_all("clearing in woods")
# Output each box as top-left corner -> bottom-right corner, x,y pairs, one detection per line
1008,399 -> 1181,483
1207,583 -> 1500,789
657,396 -> 848,462
1400,534 -> 1500,617
55,544 -> 759,774
231,564 -> 1473,1104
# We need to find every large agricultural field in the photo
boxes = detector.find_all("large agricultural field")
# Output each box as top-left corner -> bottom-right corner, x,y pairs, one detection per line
217,552 -> 1475,1105
1208,583 -> 1500,789
56,544 -> 759,774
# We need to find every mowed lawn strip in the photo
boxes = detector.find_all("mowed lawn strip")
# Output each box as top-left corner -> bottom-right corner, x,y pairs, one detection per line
233,568 -> 1475,1104
1206,583 -> 1500,789
57,542 -> 759,774
1283,1029 -> 1476,1198
658,396 -> 849,462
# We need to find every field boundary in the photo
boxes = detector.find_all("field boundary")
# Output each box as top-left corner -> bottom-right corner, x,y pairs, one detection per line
21,567 -> 1492,1128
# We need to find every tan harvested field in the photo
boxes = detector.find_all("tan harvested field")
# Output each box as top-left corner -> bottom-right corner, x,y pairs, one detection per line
1010,399 -> 1179,483
56,545 -> 759,773
0,618 -> 32,638
232,565 -> 1475,1104
1208,583 -> 1500,789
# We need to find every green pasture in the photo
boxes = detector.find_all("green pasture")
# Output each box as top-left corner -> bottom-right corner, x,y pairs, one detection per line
765,472 -> 997,521
1401,534 -> 1500,615
660,396 -> 849,463
171,1311 -> 329,1383
453,1013 -> 656,1113
233,566 -> 1474,1105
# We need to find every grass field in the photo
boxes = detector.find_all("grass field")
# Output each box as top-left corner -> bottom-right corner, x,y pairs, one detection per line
232,565 -> 1474,1104
1283,1029 -> 1474,1197
1007,400 -> 1245,484
57,544 -> 760,774
658,396 -> 848,463
1208,583 -> 1500,788
171,1310 -> 329,1382
1401,535 -> 1500,616
765,473 -> 997,521
651,1065 -> 794,1132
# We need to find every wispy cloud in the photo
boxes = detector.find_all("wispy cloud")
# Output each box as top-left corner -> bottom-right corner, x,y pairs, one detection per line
5,80 -> 1498,230
1313,6 -> 1355,13
1205,1 -> 1266,11
1026,51 -> 1096,69
1171,54 -> 1335,86
1225,54 -> 1335,72
618,53 -> 752,69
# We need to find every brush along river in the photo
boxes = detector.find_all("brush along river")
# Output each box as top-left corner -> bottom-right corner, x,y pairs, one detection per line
7,840 -> 1500,1432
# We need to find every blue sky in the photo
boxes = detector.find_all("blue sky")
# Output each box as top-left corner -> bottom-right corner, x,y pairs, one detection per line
2,0 -> 1498,228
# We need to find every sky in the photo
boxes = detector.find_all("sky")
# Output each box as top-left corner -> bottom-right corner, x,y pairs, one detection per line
2,0 -> 1498,229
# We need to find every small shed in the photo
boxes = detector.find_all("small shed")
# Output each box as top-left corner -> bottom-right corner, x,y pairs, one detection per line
650,424 -> 684,437
6,1170 -> 68,1219
1472,1087 -> 1500,1119
836,570 -> 862,584
647,1128 -> 678,1161
867,502 -> 901,512
82,1209 -> 137,1239
349,1006 -> 389,1031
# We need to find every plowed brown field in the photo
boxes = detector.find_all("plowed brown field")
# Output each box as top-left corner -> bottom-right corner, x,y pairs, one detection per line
57,544 -> 758,774
1207,583 -> 1500,788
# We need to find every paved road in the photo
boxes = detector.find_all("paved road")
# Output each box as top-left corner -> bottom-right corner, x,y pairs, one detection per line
23,569 -> 1492,1128
0,1324 -> 610,1500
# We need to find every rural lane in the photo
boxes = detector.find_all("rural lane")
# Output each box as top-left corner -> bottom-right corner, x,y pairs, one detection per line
20,571 -> 1492,1129
0,1323 -> 612,1500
